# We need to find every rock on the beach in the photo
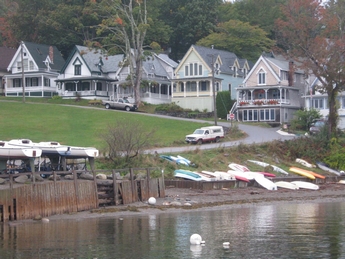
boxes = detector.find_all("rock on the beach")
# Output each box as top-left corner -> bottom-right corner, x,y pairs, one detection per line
170,201 -> 182,206
42,218 -> 49,223
0,178 -> 6,184
14,175 -> 28,183
96,173 -> 107,180
184,203 -> 192,206
79,173 -> 93,180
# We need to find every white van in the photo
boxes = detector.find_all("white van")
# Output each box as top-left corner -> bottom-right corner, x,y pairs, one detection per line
185,126 -> 224,144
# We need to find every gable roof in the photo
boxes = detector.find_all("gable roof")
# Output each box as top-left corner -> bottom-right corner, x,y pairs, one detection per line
61,45 -> 124,74
0,46 -> 17,72
176,45 -> 248,77
156,53 -> 178,68
142,54 -> 172,79
23,41 -> 65,71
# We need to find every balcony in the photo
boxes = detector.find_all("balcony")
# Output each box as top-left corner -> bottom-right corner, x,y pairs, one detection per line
238,99 -> 290,107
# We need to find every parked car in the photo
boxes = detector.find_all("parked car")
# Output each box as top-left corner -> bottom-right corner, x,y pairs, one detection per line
102,98 -> 138,111
309,120 -> 326,134
185,126 -> 224,144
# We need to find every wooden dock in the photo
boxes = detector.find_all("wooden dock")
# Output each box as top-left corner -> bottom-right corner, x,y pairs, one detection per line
0,167 -> 165,222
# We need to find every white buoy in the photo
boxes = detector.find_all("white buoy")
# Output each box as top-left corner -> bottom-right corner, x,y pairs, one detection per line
190,234 -> 202,245
148,197 -> 156,205
223,242 -> 230,249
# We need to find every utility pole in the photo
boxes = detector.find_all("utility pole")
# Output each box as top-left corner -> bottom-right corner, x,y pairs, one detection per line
211,55 -> 217,126
20,41 -> 25,103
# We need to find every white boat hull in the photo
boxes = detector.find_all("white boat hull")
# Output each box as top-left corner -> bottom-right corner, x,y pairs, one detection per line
291,181 -> 319,190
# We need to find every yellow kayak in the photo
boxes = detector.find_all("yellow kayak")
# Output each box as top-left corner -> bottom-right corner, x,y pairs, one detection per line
289,167 -> 316,180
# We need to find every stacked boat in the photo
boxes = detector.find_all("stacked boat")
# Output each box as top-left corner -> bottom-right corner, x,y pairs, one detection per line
0,139 -> 99,173
7,139 -> 99,159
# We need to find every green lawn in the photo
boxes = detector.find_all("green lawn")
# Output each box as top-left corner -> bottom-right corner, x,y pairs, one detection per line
0,101 -> 210,151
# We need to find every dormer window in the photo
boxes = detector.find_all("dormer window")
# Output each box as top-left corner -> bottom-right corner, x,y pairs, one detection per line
215,63 -> 220,75
258,68 -> 266,85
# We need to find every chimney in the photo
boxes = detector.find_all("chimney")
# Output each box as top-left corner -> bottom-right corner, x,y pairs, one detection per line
288,60 -> 294,86
49,46 -> 54,64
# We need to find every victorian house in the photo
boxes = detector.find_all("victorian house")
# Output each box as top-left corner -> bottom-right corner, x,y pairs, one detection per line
4,41 -> 65,97
56,46 -> 177,103
234,52 -> 306,124
173,45 -> 250,112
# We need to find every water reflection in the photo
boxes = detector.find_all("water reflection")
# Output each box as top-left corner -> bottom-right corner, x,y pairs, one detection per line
0,202 -> 345,258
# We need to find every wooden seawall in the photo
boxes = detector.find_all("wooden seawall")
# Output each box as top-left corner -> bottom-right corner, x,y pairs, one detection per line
0,168 -> 165,222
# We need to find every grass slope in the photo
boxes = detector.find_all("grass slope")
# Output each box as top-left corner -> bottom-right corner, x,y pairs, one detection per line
0,101 -> 211,149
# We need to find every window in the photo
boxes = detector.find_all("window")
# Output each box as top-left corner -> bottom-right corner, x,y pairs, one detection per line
312,98 -> 324,109
258,69 -> 266,85
233,66 -> 236,77
186,82 -> 196,92
185,63 -> 202,76
281,71 -> 288,81
17,62 -> 22,71
215,63 -> 220,75
342,97 -> 345,109
44,77 -> 50,87
25,78 -> 38,87
97,82 -> 102,91
216,82 -> 220,92
23,60 -> 28,71
75,65 -> 81,75
29,61 -> 35,70
228,83 -> 232,92
242,109 -> 258,122
259,109 -> 275,121
200,81 -> 208,91
81,82 -> 90,91
14,79 -> 21,87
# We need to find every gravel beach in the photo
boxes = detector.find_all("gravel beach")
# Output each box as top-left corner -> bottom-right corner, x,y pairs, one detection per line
44,181 -> 345,222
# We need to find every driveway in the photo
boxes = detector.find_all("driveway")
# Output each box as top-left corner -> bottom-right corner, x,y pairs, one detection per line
142,115 -> 296,154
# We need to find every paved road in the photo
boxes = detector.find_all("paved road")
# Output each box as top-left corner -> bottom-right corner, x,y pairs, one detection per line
141,114 -> 296,154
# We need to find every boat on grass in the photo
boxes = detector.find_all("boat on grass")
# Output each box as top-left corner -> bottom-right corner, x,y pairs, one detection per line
247,160 -> 289,175
228,163 -> 250,172
291,181 -> 319,190
202,171 -> 234,180
227,170 -> 252,182
289,166 -> 325,179
174,169 -> 202,181
295,158 -> 315,168
316,162 -> 344,176
275,181 -> 299,190
255,176 -> 277,190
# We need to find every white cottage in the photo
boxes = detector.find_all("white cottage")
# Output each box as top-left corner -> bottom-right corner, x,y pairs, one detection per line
4,41 -> 65,97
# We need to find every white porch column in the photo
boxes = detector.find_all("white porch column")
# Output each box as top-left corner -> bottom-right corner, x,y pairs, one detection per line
159,83 -> 161,99
250,90 -> 254,101
183,81 -> 186,97
196,81 -> 199,97
41,75 -> 44,97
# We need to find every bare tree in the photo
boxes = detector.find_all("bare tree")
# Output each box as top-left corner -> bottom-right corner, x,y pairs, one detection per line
101,119 -> 155,163
94,0 -> 149,107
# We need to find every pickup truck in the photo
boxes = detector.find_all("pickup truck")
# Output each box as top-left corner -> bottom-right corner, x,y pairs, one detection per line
102,98 -> 138,111
185,126 -> 224,144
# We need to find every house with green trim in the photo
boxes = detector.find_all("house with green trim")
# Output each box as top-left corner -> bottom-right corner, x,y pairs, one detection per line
4,41 -> 65,97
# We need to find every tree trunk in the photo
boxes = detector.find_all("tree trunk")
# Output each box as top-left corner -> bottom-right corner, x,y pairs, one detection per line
328,89 -> 338,138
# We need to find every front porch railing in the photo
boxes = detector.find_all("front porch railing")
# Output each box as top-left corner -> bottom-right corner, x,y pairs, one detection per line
238,98 -> 290,106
